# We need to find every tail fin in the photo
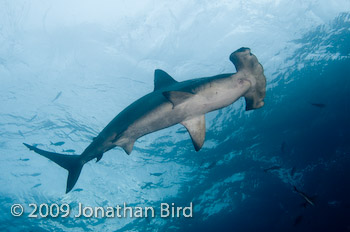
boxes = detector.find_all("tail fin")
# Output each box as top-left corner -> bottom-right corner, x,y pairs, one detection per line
230,47 -> 266,111
23,143 -> 83,193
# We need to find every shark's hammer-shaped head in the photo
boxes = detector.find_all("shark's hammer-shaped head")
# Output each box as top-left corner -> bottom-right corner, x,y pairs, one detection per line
229,47 -> 266,111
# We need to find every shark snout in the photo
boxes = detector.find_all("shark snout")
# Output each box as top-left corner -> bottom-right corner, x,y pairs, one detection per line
233,47 -> 250,53
230,47 -> 251,59
229,48 -> 266,111
229,47 -> 254,72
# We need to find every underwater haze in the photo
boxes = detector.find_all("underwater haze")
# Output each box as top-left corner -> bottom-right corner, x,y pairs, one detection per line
1,0 -> 350,231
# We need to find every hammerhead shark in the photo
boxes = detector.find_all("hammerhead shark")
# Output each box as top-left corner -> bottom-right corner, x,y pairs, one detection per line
23,47 -> 266,193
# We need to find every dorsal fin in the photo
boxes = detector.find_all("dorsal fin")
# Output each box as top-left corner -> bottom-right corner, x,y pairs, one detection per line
181,115 -> 206,151
154,69 -> 177,91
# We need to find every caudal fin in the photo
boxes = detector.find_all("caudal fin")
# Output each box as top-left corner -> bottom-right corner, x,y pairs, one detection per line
23,143 -> 83,193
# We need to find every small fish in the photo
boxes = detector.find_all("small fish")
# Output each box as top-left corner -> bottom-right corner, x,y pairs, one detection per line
328,200 -> 340,207
141,182 -> 154,189
31,173 -> 41,177
205,161 -> 216,170
263,165 -> 281,173
72,188 -> 83,192
310,103 -> 326,108
32,183 -> 42,188
293,186 -> 315,207
176,129 -> 188,134
150,172 -> 165,177
18,130 -> 24,137
28,114 -> 37,122
50,141 -> 65,146
19,158 -> 30,161
62,149 -> 75,153
52,91 -> 62,102
294,215 -> 303,226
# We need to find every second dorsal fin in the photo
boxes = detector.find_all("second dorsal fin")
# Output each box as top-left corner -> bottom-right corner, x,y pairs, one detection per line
154,69 -> 177,91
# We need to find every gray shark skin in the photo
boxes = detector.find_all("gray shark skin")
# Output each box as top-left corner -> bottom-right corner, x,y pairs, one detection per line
23,47 -> 266,193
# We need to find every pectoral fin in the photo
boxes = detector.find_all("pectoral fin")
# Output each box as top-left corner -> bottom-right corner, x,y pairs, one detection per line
163,91 -> 194,108
120,140 -> 135,155
181,115 -> 206,151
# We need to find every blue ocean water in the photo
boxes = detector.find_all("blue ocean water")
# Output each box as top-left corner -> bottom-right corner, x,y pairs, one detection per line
0,1 -> 349,231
